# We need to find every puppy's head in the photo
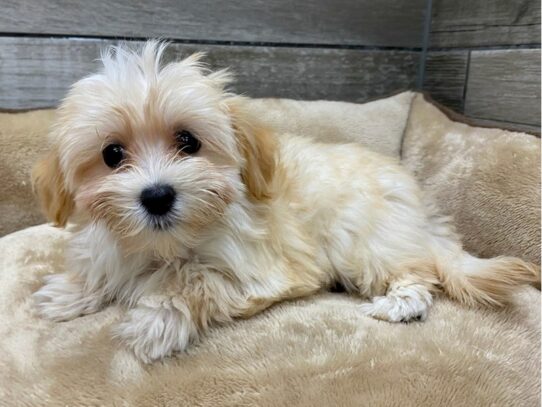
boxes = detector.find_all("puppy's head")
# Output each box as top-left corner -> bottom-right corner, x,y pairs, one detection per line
33,41 -> 275,258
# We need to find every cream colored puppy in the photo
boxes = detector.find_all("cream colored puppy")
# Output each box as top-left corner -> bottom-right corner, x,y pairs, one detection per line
32,41 -> 539,363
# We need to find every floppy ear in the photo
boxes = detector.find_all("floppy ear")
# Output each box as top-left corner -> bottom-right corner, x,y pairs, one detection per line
229,102 -> 277,201
32,148 -> 75,227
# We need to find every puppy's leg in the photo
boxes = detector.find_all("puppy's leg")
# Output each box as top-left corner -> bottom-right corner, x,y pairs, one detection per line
33,221 -> 149,322
114,262 -> 272,363
33,273 -> 105,321
360,275 -> 434,323
114,294 -> 196,363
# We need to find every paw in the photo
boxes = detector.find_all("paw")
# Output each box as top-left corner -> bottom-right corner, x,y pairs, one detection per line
360,294 -> 429,323
114,303 -> 197,363
32,274 -> 100,322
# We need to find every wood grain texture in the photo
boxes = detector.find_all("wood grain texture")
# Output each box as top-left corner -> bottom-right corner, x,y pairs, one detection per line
431,0 -> 541,47
465,118 -> 540,135
423,51 -> 468,111
465,49 -> 541,126
0,0 -> 426,47
0,37 -> 419,109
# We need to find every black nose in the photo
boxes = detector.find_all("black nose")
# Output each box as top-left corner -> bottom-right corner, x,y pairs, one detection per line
140,184 -> 176,216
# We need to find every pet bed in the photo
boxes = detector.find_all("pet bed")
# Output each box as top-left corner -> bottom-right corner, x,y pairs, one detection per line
0,92 -> 539,406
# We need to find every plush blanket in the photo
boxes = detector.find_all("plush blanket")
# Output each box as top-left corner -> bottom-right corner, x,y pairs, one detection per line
0,92 -> 540,406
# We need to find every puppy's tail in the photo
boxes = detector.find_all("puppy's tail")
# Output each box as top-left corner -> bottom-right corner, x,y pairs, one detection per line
436,252 -> 540,307
422,198 -> 539,307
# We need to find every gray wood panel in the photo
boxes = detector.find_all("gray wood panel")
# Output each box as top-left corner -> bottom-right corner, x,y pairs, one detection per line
465,49 -> 541,126
0,37 -> 419,109
466,118 -> 540,135
0,0 -> 426,47
423,51 -> 469,111
431,0 -> 541,48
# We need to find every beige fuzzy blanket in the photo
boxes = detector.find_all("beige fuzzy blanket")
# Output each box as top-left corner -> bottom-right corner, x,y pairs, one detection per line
0,93 -> 540,406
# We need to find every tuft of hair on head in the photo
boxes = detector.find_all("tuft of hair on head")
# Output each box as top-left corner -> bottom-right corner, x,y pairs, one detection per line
99,40 -> 170,84
98,40 -> 233,93
207,68 -> 234,93
31,147 -> 75,227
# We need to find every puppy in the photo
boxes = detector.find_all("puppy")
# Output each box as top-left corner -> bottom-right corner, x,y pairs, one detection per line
32,41 -> 540,363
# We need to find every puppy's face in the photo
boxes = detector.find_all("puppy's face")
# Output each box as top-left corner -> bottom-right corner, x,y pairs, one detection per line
33,42 -> 275,258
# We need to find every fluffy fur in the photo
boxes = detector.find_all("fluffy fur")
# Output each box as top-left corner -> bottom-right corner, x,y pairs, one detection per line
32,41 -> 540,363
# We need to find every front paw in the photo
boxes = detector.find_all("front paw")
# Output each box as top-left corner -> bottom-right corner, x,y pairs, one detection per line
32,273 -> 100,322
114,303 -> 197,363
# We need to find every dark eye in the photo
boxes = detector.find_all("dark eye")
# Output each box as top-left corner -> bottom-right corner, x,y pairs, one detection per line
102,144 -> 125,168
175,130 -> 201,154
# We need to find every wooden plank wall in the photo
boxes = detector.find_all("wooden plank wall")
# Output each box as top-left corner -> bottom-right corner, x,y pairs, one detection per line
424,0 -> 541,133
0,0 -> 426,109
2,0 -> 540,133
